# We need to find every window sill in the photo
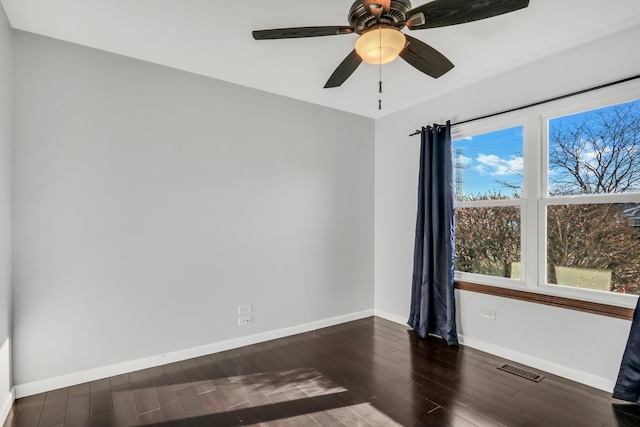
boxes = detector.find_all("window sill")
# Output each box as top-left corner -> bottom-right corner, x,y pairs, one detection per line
455,281 -> 635,320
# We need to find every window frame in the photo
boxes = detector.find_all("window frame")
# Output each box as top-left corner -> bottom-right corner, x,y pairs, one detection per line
452,80 -> 640,309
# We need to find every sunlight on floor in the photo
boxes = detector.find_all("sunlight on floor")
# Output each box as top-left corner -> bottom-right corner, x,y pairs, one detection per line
126,367 -> 367,425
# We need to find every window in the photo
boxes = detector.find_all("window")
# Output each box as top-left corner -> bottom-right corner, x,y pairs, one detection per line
544,100 -> 640,296
451,83 -> 640,307
453,125 -> 525,284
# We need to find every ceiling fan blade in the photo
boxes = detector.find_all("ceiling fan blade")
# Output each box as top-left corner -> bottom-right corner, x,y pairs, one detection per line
399,35 -> 454,79
406,0 -> 529,30
252,26 -> 354,40
324,50 -> 363,88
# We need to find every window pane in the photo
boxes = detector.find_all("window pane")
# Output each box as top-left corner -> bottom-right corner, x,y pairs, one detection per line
546,203 -> 640,295
548,100 -> 640,196
452,126 -> 524,201
455,206 -> 521,279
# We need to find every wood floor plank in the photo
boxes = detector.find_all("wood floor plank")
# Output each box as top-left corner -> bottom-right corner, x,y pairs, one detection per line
225,348 -> 260,377
128,369 -> 160,416
162,362 -> 191,392
197,388 -> 243,425
377,377 -> 440,414
2,403 -> 17,427
425,406 -> 480,427
461,398 -> 522,426
38,388 -> 69,427
178,359 -> 209,384
13,393 -> 46,427
230,377 -> 293,425
311,395 -> 374,427
178,359 -> 215,395
496,374 -> 617,425
136,408 -> 164,426
255,340 -> 301,367
108,374 -> 130,390
64,383 -> 91,427
147,369 -> 190,427
517,411 -> 558,427
146,365 -> 167,379
174,385 -> 239,426
89,379 -> 112,415
452,385 -> 530,424
209,352 -> 244,381
89,410 -> 114,427
173,385 -> 210,419
366,393 -> 428,427
110,384 -> 139,427
263,389 -> 323,427
610,403 -> 640,427
192,355 -> 226,382
287,386 -> 345,426
508,389 -> 602,427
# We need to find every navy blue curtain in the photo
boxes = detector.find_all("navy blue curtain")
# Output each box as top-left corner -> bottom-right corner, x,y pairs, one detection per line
408,121 -> 458,346
613,297 -> 640,403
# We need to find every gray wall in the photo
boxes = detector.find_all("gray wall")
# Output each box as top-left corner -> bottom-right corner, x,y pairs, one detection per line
375,24 -> 640,391
0,0 -> 11,345
12,31 -> 375,385
0,0 -> 12,409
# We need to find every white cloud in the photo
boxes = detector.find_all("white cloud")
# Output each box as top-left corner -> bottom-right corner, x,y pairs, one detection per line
474,164 -> 488,175
476,153 -> 523,176
456,154 -> 473,167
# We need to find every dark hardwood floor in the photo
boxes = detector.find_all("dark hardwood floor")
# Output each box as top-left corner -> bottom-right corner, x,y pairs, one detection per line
4,317 -> 640,426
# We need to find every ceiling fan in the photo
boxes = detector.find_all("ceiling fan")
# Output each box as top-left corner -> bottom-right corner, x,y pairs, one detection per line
252,0 -> 530,88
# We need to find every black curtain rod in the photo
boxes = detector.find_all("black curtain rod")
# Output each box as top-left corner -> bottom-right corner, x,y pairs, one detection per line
408,73 -> 640,137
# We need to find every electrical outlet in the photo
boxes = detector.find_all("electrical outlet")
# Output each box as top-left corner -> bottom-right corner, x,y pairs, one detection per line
481,309 -> 496,320
238,304 -> 252,315
238,316 -> 252,326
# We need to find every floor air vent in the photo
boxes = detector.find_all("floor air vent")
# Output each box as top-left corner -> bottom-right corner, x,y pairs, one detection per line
497,364 -> 544,382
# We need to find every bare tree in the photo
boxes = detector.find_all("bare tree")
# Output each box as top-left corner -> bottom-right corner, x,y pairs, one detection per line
455,195 -> 520,279
547,203 -> 640,294
549,103 -> 640,195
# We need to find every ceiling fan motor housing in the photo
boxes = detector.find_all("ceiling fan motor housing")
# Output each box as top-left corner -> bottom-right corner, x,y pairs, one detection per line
349,0 -> 412,33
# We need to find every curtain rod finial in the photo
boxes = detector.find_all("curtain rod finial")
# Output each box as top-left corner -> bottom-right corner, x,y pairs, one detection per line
409,129 -> 422,137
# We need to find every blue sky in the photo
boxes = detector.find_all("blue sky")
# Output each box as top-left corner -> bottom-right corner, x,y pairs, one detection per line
547,99 -> 640,195
452,126 -> 524,198
452,99 -> 640,199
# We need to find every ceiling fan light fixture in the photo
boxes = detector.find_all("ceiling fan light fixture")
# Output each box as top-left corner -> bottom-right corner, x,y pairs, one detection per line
355,27 -> 406,65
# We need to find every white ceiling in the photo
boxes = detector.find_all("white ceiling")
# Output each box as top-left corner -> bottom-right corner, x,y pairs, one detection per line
3,0 -> 640,119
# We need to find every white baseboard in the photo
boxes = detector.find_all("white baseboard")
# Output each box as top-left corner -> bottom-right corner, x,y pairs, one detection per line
374,309 -> 614,392
458,334 -> 615,392
311,309 -> 374,330
0,387 -> 14,426
374,309 -> 408,326
0,338 -> 13,425
14,309 -> 375,399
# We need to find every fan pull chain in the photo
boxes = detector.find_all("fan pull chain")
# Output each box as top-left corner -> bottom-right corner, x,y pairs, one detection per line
378,26 -> 383,110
